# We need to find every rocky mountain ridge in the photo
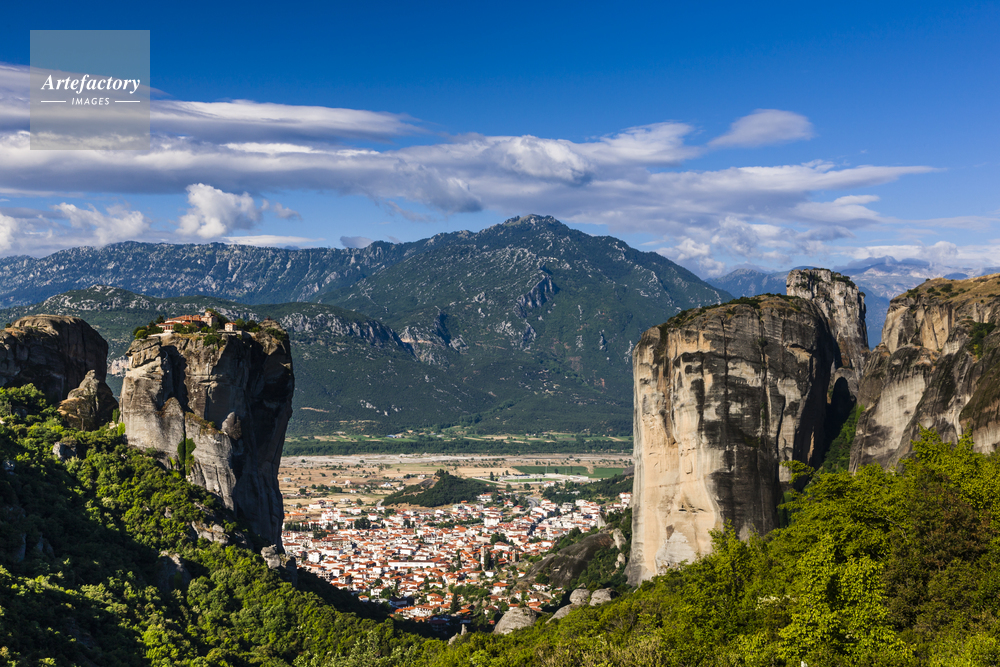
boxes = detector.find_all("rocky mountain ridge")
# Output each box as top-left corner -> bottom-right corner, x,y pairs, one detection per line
852,273 -> 1000,469
0,235 -> 458,307
0,217 -> 733,435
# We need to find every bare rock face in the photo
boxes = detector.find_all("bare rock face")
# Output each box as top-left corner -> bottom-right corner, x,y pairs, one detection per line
52,441 -> 78,461
58,370 -> 118,430
590,588 -> 618,605
120,327 -> 294,546
628,296 -> 840,584
493,607 -> 539,635
518,532 -> 615,590
786,269 -> 869,373
0,315 -> 112,405
547,604 -> 580,623
569,588 -> 591,606
852,275 -> 1000,470
261,545 -> 298,586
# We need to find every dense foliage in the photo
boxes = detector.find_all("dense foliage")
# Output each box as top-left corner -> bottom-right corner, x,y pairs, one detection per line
383,471 -> 492,507
431,430 -> 1000,666
0,385 -> 432,666
7,378 -> 1000,665
541,473 -> 633,504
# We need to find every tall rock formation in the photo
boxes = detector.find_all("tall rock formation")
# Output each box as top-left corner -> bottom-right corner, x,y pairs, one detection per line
852,274 -> 1000,470
628,295 -> 841,584
120,325 -> 294,546
786,269 -> 869,374
0,315 -> 113,404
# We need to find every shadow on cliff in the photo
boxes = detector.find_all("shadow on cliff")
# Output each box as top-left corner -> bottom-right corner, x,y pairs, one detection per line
819,376 -> 857,471
162,344 -> 190,412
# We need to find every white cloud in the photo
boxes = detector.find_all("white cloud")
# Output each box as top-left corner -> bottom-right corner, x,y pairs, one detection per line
709,109 -> 815,149
658,237 -> 726,275
340,235 -> 374,248
0,65 -> 956,269
262,200 -> 301,219
155,99 -> 420,143
52,202 -> 151,246
843,241 -> 1000,266
222,234 -> 321,247
0,212 -> 18,252
177,184 -> 262,239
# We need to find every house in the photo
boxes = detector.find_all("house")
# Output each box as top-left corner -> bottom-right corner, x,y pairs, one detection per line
161,312 -> 219,332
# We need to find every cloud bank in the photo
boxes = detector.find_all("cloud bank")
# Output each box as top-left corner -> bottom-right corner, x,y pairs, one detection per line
0,61 -> 980,272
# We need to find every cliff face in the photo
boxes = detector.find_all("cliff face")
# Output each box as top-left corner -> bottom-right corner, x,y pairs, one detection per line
786,269 -> 869,373
852,275 -> 1000,470
0,315 -> 112,404
120,327 -> 294,546
627,295 -> 839,584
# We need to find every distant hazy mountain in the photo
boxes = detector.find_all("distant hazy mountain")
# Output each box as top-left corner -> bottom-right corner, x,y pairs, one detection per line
707,268 -> 789,298
709,266 -> 891,348
0,236 -> 457,307
832,256 -> 999,299
0,216 -> 732,435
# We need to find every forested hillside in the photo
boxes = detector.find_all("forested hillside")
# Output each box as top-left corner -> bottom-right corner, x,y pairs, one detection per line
0,384 -> 427,665
431,430 -> 1000,666
6,380 -> 1000,665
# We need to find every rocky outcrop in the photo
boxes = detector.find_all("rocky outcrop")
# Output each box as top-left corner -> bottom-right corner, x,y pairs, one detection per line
569,588 -> 591,605
52,441 -> 79,461
0,315 -> 114,406
155,553 -> 192,593
58,370 -> 117,430
518,532 -> 615,590
590,588 -> 618,605
262,545 -> 298,586
852,275 -> 1000,470
120,327 -> 294,546
547,604 -> 579,623
494,607 -> 539,635
786,269 -> 869,373
628,295 -> 842,584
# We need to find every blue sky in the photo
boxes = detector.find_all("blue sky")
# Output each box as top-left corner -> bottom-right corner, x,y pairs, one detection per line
0,1 -> 997,276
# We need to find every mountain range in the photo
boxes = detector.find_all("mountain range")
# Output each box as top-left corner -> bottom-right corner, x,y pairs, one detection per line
0,216 -> 731,435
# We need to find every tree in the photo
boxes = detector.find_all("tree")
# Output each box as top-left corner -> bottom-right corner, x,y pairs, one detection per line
176,437 -> 196,475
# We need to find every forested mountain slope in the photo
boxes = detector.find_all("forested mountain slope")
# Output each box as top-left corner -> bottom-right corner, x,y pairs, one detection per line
0,217 -> 731,435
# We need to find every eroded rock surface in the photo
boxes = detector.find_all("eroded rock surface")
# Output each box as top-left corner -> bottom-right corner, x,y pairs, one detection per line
155,553 -> 192,593
0,315 -> 113,405
569,588 -> 591,606
590,588 -> 618,605
58,370 -> 117,430
852,275 -> 1000,470
519,532 -> 615,590
547,604 -> 580,623
786,269 -> 869,373
493,607 -> 539,635
628,295 -> 841,584
120,327 -> 294,545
